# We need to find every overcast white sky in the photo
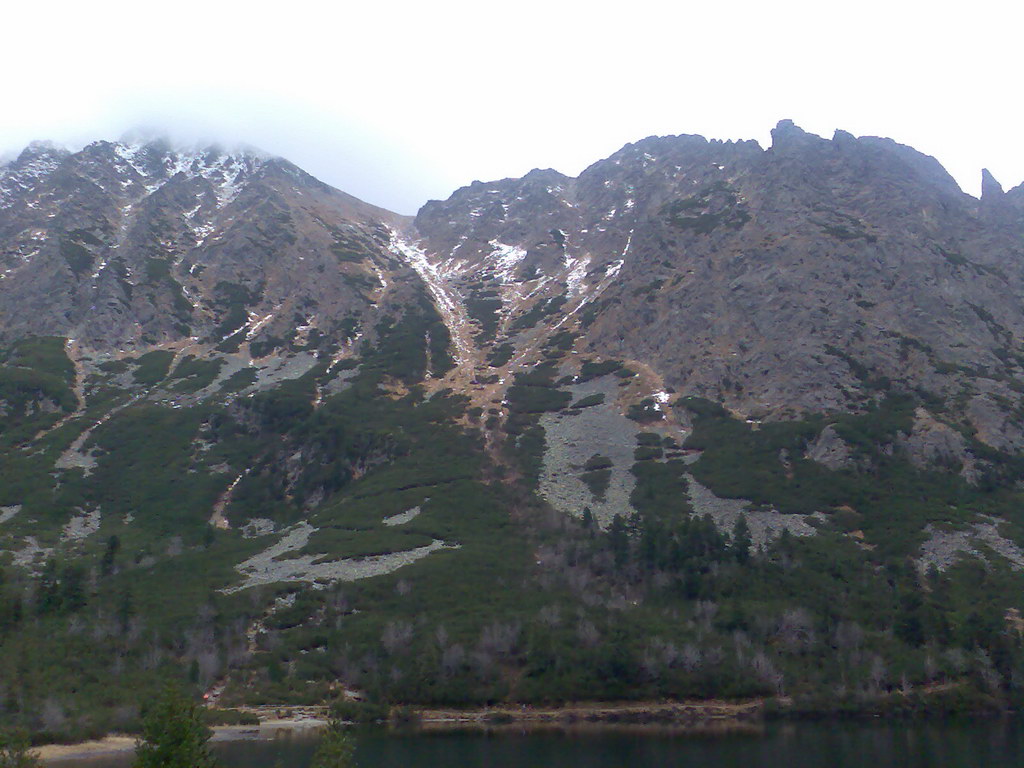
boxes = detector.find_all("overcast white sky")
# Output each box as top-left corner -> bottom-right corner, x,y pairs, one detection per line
2,0 -> 1021,214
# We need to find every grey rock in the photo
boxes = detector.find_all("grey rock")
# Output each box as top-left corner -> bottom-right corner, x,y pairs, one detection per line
898,407 -> 976,480
686,475 -> 821,549
805,425 -> 853,470
919,516 -> 1024,572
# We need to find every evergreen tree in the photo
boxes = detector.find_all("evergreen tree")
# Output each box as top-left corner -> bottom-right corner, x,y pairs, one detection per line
731,514 -> 752,564
309,718 -> 355,768
608,514 -> 630,567
100,535 -> 120,577
580,507 -> 595,530
0,731 -> 41,768
133,685 -> 218,768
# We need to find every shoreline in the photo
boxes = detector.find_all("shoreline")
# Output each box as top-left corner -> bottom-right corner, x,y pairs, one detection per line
37,690 -> 1011,762
36,699 -> 760,762
37,721 -> 328,763
410,698 -> 763,730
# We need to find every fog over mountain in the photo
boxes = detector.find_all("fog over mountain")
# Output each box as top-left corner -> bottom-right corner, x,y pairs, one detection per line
3,2 -> 1022,214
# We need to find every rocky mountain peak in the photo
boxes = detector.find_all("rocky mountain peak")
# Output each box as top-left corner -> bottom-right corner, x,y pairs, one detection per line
980,168 -> 1024,226
4,124 -> 1024,446
407,121 -> 1024,451
0,141 -> 70,209
769,118 -> 823,150
981,167 -> 1004,199
0,135 -> 412,355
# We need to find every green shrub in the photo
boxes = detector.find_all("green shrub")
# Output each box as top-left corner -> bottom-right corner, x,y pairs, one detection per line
132,351 -> 175,386
571,393 -> 605,409
133,686 -> 218,768
581,469 -> 611,500
577,360 -> 622,382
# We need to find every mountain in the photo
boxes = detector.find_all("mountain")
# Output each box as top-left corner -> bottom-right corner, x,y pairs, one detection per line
415,121 -> 1024,444
0,137 -> 415,351
2,124 -> 1024,735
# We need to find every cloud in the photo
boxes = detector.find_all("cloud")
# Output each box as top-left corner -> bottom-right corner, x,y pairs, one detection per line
2,0 -> 1021,211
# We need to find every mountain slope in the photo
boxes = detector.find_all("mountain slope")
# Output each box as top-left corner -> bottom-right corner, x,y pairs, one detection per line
411,121 -> 1024,446
2,126 -> 1024,735
0,137 -> 411,354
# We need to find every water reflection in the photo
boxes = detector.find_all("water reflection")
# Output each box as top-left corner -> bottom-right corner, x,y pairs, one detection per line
45,717 -> 1023,768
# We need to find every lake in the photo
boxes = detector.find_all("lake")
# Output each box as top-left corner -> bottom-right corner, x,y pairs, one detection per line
47,718 -> 1024,767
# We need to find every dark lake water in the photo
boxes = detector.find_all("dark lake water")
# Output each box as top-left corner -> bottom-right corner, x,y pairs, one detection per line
50,718 -> 1024,768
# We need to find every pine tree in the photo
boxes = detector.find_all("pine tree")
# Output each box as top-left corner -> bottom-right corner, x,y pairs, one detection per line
309,718 -> 355,768
133,686 -> 218,768
0,731 -> 41,768
608,514 -> 630,567
581,506 -> 595,530
731,514 -> 752,564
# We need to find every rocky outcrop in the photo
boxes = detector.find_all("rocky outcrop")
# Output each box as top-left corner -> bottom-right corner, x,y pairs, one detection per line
919,517 -> 1024,573
805,425 -> 854,470
686,476 -> 823,549
898,408 -> 977,481
981,168 -> 1005,201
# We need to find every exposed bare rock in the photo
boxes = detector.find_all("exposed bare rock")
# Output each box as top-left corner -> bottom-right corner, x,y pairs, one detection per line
223,522 -> 458,593
967,394 -> 1024,453
414,121 -> 1024,441
538,376 -> 640,528
11,536 -> 53,569
0,505 -> 21,525
383,506 -> 422,527
61,506 -> 101,543
685,475 -> 822,549
918,517 -> 1024,572
240,518 -> 276,538
804,425 -> 853,470
982,168 -> 1005,201
0,136 -> 415,359
898,407 -> 977,481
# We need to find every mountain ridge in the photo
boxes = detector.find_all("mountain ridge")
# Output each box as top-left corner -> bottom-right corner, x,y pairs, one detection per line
3,121 -> 1024,735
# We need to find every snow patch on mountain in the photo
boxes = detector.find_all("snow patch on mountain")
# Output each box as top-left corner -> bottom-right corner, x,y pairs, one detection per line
112,141 -> 261,208
389,232 -> 474,367
565,255 -> 591,297
488,241 -> 527,284
0,144 -> 64,210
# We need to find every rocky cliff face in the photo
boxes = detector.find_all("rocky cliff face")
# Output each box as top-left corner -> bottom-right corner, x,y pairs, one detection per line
411,121 -> 1024,450
5,125 -> 1024,456
4,124 -> 1024,469
0,137 -> 414,358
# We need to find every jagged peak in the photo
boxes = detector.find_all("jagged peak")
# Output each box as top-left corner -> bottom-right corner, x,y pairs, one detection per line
598,133 -> 711,164
774,118 -> 805,135
981,168 -> 1004,200
521,167 -> 571,184
123,138 -> 271,165
22,139 -> 68,155
6,140 -> 69,169
770,119 -> 825,149
430,168 -> 571,208
625,133 -> 709,151
0,141 -> 69,207
578,132 -> 762,183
